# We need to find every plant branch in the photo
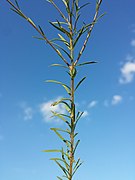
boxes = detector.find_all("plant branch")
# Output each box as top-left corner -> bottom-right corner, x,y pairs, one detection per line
74,0 -> 103,66
6,0 -> 70,67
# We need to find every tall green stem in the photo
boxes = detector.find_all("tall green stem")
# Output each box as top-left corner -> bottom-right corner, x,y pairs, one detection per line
69,6 -> 75,179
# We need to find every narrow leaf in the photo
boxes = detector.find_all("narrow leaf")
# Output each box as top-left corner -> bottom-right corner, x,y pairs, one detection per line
73,140 -> 80,154
51,42 -> 72,59
51,128 -> 70,134
79,2 -> 90,10
42,149 -> 61,153
57,176 -> 63,180
50,64 -> 68,69
15,0 -> 20,9
46,80 -> 71,95
51,98 -> 70,106
73,26 -> 84,47
50,22 -> 71,38
38,25 -> 45,35
51,158 -> 69,170
96,12 -> 107,22
51,111 -> 71,127
73,162 -> 83,176
50,128 -> 70,148
76,61 -> 97,67
75,77 -> 86,91
58,34 -> 70,47
32,36 -> 44,40
54,160 -> 69,177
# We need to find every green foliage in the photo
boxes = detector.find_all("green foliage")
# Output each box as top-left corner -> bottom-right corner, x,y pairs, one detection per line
6,0 -> 103,179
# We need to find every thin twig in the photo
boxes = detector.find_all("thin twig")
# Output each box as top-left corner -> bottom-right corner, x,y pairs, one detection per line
74,0 -> 102,66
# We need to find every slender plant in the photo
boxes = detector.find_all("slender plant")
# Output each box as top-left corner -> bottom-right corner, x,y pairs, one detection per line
6,0 -> 103,179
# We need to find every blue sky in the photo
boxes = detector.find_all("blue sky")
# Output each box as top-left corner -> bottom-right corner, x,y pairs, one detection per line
0,0 -> 135,180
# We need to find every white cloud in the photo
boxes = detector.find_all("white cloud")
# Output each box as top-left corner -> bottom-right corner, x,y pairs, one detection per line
88,100 -> 98,108
82,110 -> 89,118
20,102 -> 34,120
131,39 -> 135,47
39,97 -> 66,123
111,95 -> 122,105
119,61 -> 135,84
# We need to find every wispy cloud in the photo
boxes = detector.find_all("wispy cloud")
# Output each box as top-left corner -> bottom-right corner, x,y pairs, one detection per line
88,100 -> 98,108
119,61 -> 135,84
39,97 -> 66,123
111,95 -> 122,105
20,102 -> 34,120
104,95 -> 123,107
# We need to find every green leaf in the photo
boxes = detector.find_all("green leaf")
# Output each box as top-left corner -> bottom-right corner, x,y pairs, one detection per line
15,0 -> 20,9
51,128 -> 70,148
79,2 -> 90,10
51,158 -> 69,170
52,21 -> 68,25
75,77 -> 86,91
73,158 -> 81,170
62,0 -> 70,13
42,149 -> 69,158
58,34 -> 70,47
10,8 -> 25,19
50,128 -> 70,134
74,111 -> 84,128
55,160 -> 69,177
42,149 -> 61,153
96,12 -> 107,22
50,128 -> 70,148
51,42 -> 72,60
32,36 -> 44,40
50,22 -> 71,38
51,111 -> 71,127
74,14 -> 80,32
76,61 -> 97,67
38,25 -> 45,35
51,98 -> 70,106
57,176 -> 63,180
46,80 -> 71,95
73,26 -> 84,47
73,161 -> 83,176
50,64 -> 68,69
51,128 -> 65,140
73,140 -> 80,154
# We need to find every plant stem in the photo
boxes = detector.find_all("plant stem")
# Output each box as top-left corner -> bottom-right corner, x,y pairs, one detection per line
69,6 -> 75,179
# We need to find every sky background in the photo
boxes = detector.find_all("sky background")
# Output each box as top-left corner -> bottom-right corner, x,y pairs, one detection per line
0,0 -> 135,180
